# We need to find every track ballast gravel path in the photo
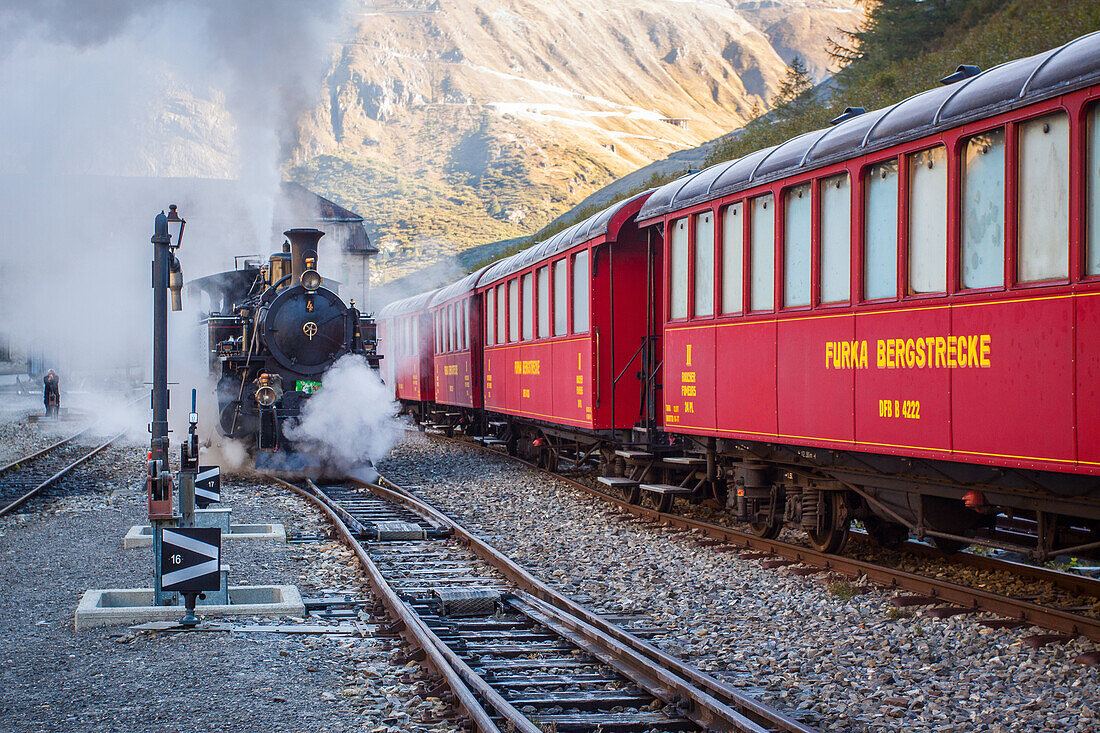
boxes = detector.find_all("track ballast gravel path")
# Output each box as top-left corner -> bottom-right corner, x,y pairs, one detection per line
0,435 -> 458,733
379,431 -> 1100,733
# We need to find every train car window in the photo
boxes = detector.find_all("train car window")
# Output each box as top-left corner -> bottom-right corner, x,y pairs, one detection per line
444,307 -> 451,352
669,218 -> 689,319
496,284 -> 507,345
437,305 -> 446,352
522,273 -> 534,340
784,184 -> 812,307
694,212 -> 714,317
1090,104 -> 1100,276
412,318 -> 419,355
573,250 -> 590,333
553,259 -> 567,335
750,194 -> 775,311
537,266 -> 550,338
962,127 -> 1006,289
486,290 -> 495,346
508,279 -> 519,342
864,159 -> 899,300
908,146 -> 948,293
449,304 -> 457,352
434,313 -> 441,353
721,203 -> 743,314
820,173 -> 851,303
446,305 -> 453,352
1018,112 -> 1069,282
463,299 -> 470,349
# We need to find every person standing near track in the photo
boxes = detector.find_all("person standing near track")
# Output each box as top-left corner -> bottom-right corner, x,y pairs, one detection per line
43,369 -> 60,418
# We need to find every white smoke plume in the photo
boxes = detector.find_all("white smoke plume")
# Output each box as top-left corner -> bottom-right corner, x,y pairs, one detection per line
0,0 -> 351,444
286,355 -> 401,475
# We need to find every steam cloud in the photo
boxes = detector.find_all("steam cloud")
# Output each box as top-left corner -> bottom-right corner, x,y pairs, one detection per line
286,355 -> 401,475
0,0 -> 351,443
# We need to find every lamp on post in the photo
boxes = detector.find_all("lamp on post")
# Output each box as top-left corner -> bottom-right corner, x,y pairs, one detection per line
148,204 -> 185,607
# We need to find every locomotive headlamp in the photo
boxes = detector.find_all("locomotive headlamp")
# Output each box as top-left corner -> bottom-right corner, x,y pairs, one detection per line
301,268 -> 322,292
254,373 -> 283,407
255,385 -> 278,407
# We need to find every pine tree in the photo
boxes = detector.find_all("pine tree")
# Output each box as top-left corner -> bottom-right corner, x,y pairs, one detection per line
770,56 -> 815,120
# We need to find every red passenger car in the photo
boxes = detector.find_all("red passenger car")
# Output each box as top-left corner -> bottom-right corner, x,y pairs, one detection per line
377,288 -> 439,419
428,267 -> 489,419
636,33 -> 1100,554
476,192 -> 658,451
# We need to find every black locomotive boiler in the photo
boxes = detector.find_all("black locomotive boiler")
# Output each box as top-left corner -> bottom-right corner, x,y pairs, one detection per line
193,228 -> 378,474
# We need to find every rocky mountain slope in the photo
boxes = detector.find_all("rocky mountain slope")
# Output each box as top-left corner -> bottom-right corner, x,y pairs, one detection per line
289,0 -> 859,282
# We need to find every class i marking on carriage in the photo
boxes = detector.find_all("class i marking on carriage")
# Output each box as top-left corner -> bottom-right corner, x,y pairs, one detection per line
680,344 -> 695,415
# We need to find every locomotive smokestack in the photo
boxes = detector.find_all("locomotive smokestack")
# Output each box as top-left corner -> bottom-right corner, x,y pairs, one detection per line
284,228 -> 325,287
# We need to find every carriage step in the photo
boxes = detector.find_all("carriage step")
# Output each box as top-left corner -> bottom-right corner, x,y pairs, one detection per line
597,477 -> 639,489
615,450 -> 653,459
480,438 -> 506,446
664,456 -> 706,466
639,483 -> 693,495
488,420 -> 509,428
445,412 -> 461,418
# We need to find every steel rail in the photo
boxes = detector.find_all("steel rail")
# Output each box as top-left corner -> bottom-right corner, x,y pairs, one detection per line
442,435 -> 1100,642
365,475 -> 815,733
266,475 -> 513,733
877,534 -> 1100,600
0,432 -> 123,517
0,427 -> 92,478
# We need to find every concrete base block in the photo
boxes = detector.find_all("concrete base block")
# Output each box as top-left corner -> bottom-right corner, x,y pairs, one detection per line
123,523 -> 286,549
195,507 -> 231,532
75,585 -> 304,631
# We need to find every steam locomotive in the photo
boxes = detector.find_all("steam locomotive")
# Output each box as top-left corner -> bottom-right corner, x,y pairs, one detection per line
192,228 -> 379,473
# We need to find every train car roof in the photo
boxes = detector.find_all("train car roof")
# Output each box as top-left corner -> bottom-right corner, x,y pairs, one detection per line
376,287 -> 442,318
479,189 -> 652,289
429,265 -> 492,308
639,30 -> 1100,222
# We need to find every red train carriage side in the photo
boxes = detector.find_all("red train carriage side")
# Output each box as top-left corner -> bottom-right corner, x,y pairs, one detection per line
428,267 -> 488,424
637,32 -> 1100,556
476,191 -> 659,451
377,288 -> 439,418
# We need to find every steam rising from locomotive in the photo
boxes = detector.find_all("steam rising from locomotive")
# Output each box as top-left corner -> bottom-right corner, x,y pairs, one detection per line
193,228 -> 381,475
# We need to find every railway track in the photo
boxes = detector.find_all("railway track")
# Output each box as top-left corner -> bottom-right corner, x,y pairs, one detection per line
266,473 -> 817,733
428,432 -> 1100,656
0,428 -> 122,517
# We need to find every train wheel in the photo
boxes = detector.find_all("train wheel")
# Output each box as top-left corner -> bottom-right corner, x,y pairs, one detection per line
749,521 -> 781,540
863,516 -> 909,548
626,484 -> 642,505
807,492 -> 850,554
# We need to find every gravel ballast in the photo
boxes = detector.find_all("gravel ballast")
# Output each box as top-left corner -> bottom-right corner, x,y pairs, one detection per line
379,432 -> 1100,733
0,426 -> 458,733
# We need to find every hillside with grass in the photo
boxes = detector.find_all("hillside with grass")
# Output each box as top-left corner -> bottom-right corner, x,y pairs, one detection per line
286,0 -> 859,285
491,0 -> 1100,277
